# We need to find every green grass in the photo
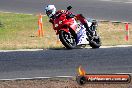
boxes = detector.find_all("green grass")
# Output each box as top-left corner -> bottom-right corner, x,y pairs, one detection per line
0,12 -> 132,50
0,12 -> 63,50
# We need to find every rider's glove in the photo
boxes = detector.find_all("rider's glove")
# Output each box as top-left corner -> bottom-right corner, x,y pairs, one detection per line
49,19 -> 54,24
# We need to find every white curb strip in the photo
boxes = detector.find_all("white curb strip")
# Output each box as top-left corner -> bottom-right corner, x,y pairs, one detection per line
0,74 -> 131,81
100,45 -> 132,48
0,49 -> 44,52
0,45 -> 132,52
0,76 -> 73,81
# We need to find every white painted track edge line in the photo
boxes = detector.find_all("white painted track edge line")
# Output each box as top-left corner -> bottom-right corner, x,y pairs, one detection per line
0,73 -> 131,81
0,49 -> 44,52
0,76 -> 73,81
0,11 -> 46,16
0,45 -> 132,52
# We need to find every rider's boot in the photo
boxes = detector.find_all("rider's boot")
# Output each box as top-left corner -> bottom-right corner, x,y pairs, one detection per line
83,23 -> 93,40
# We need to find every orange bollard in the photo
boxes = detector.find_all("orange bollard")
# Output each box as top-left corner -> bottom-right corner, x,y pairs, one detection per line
125,23 -> 129,41
37,13 -> 44,37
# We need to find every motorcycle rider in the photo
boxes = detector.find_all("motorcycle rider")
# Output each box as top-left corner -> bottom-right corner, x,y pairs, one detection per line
45,5 -> 94,38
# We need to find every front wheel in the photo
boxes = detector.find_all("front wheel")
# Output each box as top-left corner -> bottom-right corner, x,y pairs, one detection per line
59,30 -> 77,49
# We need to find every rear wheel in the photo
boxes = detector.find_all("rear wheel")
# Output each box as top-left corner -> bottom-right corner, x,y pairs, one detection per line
59,30 -> 77,49
89,35 -> 101,48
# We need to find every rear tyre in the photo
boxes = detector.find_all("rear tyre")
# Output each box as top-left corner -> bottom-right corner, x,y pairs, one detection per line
59,30 -> 77,49
89,35 -> 101,48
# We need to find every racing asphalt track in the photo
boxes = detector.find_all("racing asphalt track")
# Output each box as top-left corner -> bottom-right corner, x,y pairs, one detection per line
0,47 -> 132,79
0,0 -> 132,79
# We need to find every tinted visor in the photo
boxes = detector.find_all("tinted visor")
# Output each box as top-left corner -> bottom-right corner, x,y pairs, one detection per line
46,10 -> 52,16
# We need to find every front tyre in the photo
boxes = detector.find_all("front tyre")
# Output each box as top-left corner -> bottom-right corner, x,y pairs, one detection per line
59,30 -> 77,49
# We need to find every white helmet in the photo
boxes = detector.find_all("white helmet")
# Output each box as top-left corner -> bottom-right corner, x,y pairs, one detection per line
45,5 -> 56,18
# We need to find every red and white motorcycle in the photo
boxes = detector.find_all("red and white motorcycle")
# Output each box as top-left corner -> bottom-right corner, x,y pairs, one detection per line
53,6 -> 101,49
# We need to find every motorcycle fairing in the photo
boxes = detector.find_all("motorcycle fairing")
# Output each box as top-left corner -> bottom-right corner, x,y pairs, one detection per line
76,26 -> 89,45
54,17 -> 77,35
